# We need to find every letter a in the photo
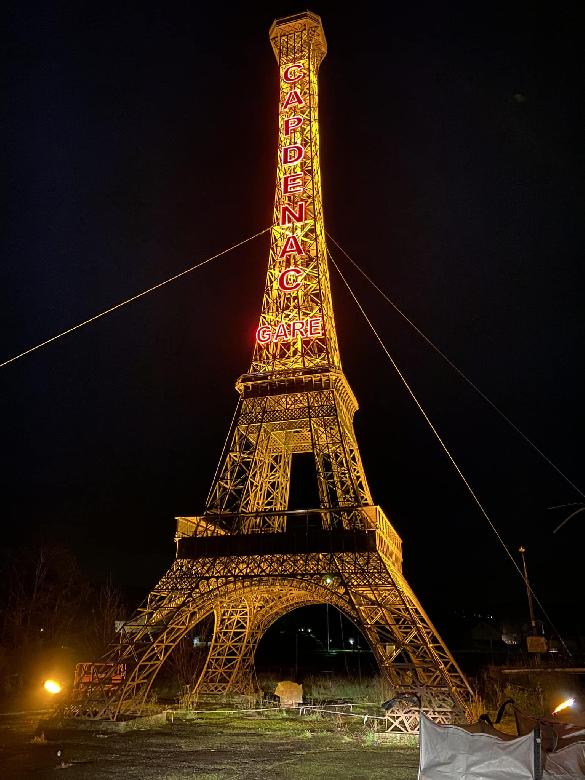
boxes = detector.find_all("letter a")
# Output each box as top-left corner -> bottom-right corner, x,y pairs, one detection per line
278,235 -> 304,259
283,90 -> 305,110
273,322 -> 288,342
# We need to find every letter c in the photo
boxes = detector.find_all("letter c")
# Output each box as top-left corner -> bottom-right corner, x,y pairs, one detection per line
283,63 -> 305,83
278,267 -> 304,291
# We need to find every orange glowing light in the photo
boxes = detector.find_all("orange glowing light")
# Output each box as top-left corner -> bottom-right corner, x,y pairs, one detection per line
552,697 -> 575,715
44,679 -> 62,694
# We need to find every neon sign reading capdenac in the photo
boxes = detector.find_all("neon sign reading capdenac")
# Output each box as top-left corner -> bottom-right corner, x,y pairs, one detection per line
255,62 -> 323,346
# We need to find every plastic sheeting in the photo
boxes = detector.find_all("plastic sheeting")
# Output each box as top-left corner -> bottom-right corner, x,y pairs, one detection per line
515,709 -> 585,752
542,740 -> 585,779
418,713 -> 536,780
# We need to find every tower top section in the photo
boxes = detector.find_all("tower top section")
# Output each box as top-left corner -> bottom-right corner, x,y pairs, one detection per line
248,7 -> 338,376
269,11 -> 327,64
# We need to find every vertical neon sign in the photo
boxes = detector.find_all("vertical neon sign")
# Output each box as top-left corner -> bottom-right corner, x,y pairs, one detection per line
251,14 -> 339,371
254,60 -> 323,346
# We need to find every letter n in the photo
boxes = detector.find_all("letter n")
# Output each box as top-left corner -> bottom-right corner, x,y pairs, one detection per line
280,202 -> 306,226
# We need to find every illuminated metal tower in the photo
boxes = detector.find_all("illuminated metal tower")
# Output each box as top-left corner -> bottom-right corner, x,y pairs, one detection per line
69,11 -> 473,723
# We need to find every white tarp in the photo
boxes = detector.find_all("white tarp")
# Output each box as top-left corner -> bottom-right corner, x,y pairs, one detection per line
419,713 -> 536,780
542,740 -> 585,779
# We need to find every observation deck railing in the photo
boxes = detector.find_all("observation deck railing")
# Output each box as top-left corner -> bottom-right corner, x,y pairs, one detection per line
175,505 -> 402,571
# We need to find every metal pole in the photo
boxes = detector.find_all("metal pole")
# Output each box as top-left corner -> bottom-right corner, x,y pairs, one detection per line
519,546 -> 537,631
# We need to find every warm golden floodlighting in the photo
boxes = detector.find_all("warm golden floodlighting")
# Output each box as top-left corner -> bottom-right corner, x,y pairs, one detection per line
43,679 -> 62,694
552,697 -> 575,715
65,11 -> 474,723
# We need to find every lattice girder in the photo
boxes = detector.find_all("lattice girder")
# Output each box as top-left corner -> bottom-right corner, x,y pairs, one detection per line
206,376 -> 372,521
195,585 -> 357,696
252,13 -> 338,375
67,12 -> 474,726
69,537 -> 472,720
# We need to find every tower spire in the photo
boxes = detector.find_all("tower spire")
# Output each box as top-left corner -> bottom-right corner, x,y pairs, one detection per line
252,11 -> 339,375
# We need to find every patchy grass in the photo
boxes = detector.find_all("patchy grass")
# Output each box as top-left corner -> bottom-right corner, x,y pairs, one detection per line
362,729 -> 378,747
1,710 -> 419,779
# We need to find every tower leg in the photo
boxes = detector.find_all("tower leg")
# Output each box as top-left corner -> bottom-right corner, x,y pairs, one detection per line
342,561 -> 471,717
195,595 -> 259,695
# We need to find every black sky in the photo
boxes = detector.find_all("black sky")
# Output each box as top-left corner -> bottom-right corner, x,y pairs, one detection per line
2,2 -> 583,630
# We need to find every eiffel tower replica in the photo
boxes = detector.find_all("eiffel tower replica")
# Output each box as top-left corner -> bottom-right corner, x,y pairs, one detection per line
69,11 -> 473,722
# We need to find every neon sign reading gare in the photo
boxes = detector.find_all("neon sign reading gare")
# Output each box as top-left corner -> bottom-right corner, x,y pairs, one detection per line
255,61 -> 323,345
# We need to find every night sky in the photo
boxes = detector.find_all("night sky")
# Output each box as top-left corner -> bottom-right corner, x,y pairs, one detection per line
2,3 -> 583,634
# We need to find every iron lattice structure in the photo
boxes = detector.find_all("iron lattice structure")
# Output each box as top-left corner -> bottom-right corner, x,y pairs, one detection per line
68,11 -> 473,723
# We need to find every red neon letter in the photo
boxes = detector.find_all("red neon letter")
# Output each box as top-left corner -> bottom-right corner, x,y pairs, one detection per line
284,116 -> 303,136
308,317 -> 323,337
278,268 -> 304,291
291,320 -> 307,338
278,235 -> 304,259
282,173 -> 304,196
281,144 -> 305,166
280,202 -> 306,225
283,64 -> 305,83
282,90 -> 305,110
273,322 -> 288,342
256,325 -> 272,344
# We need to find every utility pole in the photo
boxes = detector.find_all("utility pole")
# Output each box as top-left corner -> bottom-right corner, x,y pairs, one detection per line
519,546 -> 537,632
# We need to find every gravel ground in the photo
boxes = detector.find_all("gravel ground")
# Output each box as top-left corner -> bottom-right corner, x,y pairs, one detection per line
0,710 -> 420,779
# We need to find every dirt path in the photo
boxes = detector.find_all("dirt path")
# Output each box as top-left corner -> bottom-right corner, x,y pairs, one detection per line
0,710 -> 419,779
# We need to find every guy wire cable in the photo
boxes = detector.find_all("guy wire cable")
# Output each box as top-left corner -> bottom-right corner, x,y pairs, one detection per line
327,232 -> 585,510
1,226 -> 272,369
548,503 -> 585,534
328,247 -> 570,656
